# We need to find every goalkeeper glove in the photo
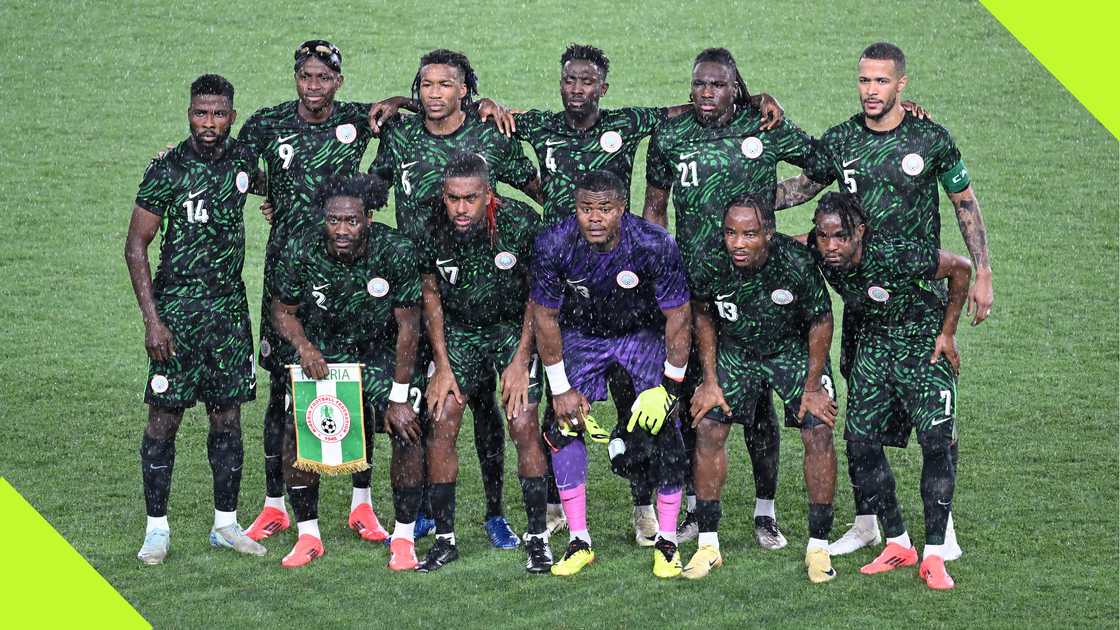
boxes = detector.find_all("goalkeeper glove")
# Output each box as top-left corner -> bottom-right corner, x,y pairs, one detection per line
559,414 -> 610,444
627,375 -> 683,435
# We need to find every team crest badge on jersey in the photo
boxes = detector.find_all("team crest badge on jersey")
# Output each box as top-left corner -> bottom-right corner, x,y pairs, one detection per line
236,171 -> 250,193
494,252 -> 517,270
868,286 -> 890,302
741,136 -> 764,159
901,153 -> 925,176
771,289 -> 794,305
367,277 -> 389,297
260,339 -> 271,357
150,374 -> 169,394
599,131 -> 623,154
336,123 -> 358,144
616,270 -> 640,289
306,395 -> 352,443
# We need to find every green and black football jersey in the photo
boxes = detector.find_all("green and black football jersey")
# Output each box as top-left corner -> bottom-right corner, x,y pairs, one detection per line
237,100 -> 374,244
369,110 -> 538,242
417,197 -> 539,328
272,223 -> 421,357
646,108 -> 815,269
514,107 -> 667,225
135,137 -> 259,299
802,112 -> 970,249
690,234 -> 831,358
808,233 -> 943,339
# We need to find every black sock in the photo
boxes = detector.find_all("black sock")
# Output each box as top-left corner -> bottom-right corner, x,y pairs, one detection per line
471,388 -> 505,519
289,483 -> 320,523
808,503 -> 834,540
920,442 -> 955,545
351,411 -> 375,489
430,482 -> 456,535
263,374 -> 287,498
208,430 -> 243,513
680,418 -> 697,501
519,476 -> 548,535
393,486 -> 423,525
629,475 -> 654,507
847,441 -> 904,537
543,421 -> 560,505
140,434 -> 175,517
696,499 -> 721,533
745,404 -> 780,501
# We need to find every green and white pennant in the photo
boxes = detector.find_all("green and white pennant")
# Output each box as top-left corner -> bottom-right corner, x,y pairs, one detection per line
289,363 -> 368,475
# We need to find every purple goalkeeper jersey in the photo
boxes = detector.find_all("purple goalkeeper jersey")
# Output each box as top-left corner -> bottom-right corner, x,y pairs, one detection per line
531,213 -> 690,337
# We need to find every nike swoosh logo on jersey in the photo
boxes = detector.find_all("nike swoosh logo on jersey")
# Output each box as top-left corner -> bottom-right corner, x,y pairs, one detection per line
188,189 -> 205,199
842,158 -> 859,167
679,151 -> 700,159
566,278 -> 588,285
313,284 -> 329,290
931,416 -> 951,426
937,498 -> 951,506
401,161 -> 418,169
716,292 -> 735,300
277,134 -> 299,144
435,258 -> 454,266
545,139 -> 566,147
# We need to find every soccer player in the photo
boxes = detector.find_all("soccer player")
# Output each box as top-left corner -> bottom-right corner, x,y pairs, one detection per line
270,174 -> 426,569
369,48 -> 544,549
775,42 -> 992,557
805,192 -> 972,590
511,43 -> 782,543
643,48 -> 817,549
239,40 -> 414,544
126,74 -> 266,564
415,154 -> 552,573
531,170 -> 691,578
684,195 -> 839,582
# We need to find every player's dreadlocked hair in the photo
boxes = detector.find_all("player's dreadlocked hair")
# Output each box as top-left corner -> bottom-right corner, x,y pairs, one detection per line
411,49 -> 479,110
813,191 -> 868,238
439,152 -> 502,246
313,174 -> 390,216
191,74 -> 234,104
574,169 -> 627,201
724,192 -> 774,230
692,48 -> 752,108
560,43 -> 610,80
860,42 -> 906,76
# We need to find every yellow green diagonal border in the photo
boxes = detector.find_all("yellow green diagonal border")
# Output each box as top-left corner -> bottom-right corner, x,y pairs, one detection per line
982,0 -> 1119,139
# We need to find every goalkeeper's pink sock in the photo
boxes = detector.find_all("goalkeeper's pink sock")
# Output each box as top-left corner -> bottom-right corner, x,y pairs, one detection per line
558,485 -> 588,536
656,486 -> 682,543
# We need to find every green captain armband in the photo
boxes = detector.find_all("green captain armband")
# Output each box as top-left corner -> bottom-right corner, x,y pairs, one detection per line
938,159 -> 971,193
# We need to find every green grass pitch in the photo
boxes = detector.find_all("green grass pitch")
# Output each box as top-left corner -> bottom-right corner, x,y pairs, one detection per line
1,1 -> 1116,627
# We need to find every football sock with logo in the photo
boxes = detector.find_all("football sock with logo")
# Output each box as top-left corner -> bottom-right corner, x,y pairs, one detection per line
519,476 -> 548,535
745,416 -> 780,503
208,430 -> 243,513
920,442 -> 955,545
471,387 -> 506,519
430,482 -> 456,535
141,434 -> 175,518
263,375 -> 287,498
847,441 -> 905,537
808,503 -> 834,541
288,484 -> 320,523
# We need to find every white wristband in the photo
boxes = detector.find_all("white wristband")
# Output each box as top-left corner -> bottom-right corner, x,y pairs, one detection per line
544,361 -> 571,395
388,381 -> 410,403
663,361 -> 686,380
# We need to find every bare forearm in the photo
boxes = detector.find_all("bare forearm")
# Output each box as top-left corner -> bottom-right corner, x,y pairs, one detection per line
519,176 -> 544,205
663,304 -> 691,368
774,174 -> 825,211
421,278 -> 450,367
805,315 -> 833,387
942,265 -> 971,337
272,300 -> 313,353
663,103 -> 692,118
512,302 -> 536,365
693,304 -> 719,380
125,241 -> 160,324
950,189 -> 991,271
393,306 -> 421,384
642,185 -> 669,227
531,302 -> 563,365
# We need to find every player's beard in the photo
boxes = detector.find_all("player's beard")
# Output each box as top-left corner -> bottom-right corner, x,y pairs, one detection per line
451,217 -> 484,241
190,128 -> 230,158
328,225 -> 369,262
862,92 -> 897,121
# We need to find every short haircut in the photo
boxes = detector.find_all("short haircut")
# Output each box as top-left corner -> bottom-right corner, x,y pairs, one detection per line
574,170 -> 627,201
860,42 -> 906,76
693,48 -> 751,108
191,74 -> 234,105
561,43 -> 610,80
442,152 -> 490,185
813,191 -> 867,237
725,193 -> 774,230
412,49 -> 479,109
314,174 -> 389,216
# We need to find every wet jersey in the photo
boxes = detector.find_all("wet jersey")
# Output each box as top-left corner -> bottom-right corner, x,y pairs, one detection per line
802,112 -> 970,248
135,137 -> 258,299
514,107 -> 666,225
370,110 -> 538,241
417,198 -> 540,328
808,233 -> 943,339
531,213 -> 689,337
689,234 -> 831,358
646,108 -> 814,268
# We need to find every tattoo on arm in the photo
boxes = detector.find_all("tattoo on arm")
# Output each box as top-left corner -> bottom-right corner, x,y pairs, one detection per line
774,175 -> 825,210
952,195 -> 990,269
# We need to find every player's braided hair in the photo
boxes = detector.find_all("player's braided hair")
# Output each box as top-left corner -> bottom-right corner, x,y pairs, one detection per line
692,48 -> 752,108
440,152 -> 501,246
411,49 -> 479,110
574,169 -> 627,200
313,174 -> 390,216
724,192 -> 774,230
561,43 -> 610,80
860,42 -> 906,76
191,74 -> 234,104
813,191 -> 868,238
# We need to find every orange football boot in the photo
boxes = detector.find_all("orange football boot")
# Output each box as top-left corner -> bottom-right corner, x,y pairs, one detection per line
859,542 -> 918,575
281,534 -> 325,568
